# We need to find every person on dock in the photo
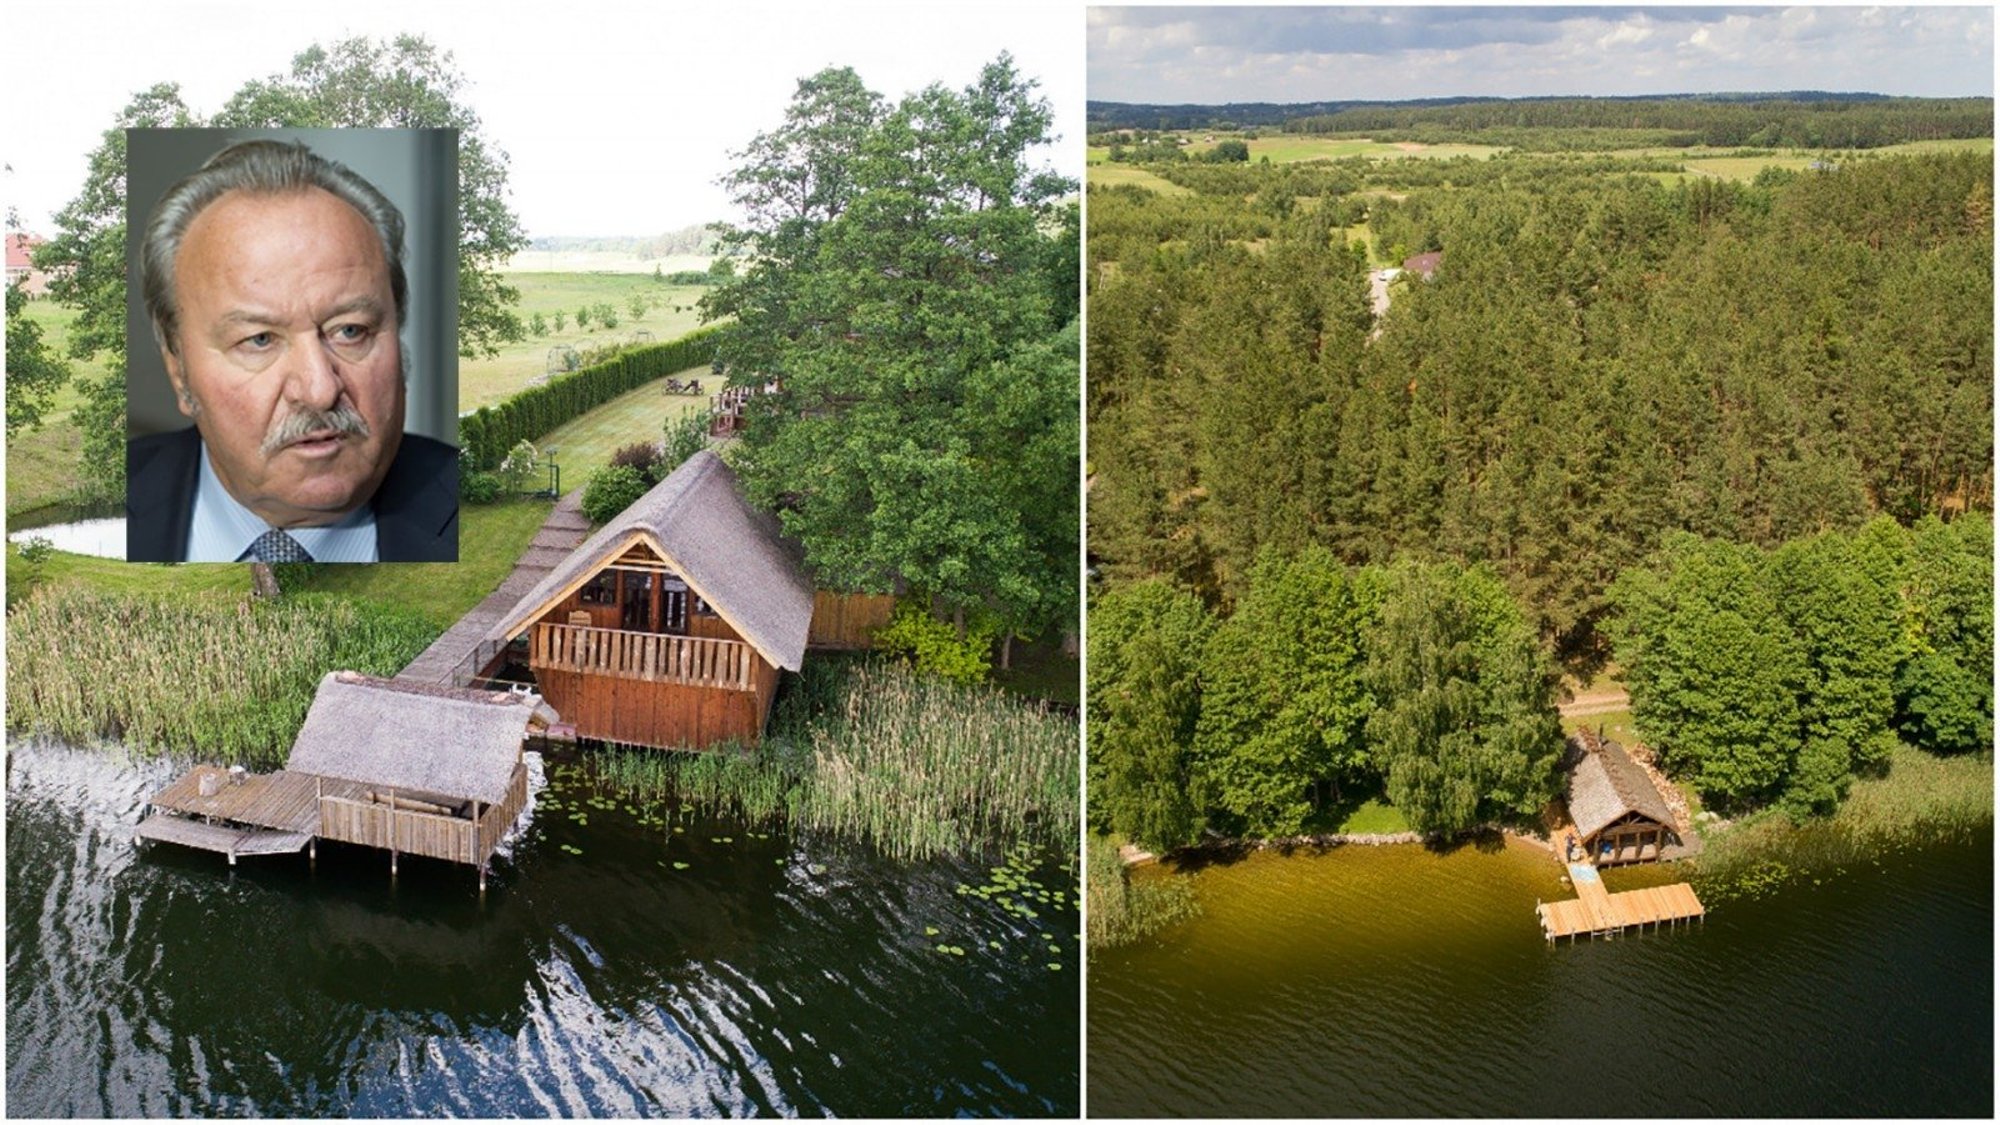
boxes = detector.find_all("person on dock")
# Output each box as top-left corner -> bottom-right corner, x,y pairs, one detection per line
127,137 -> 457,563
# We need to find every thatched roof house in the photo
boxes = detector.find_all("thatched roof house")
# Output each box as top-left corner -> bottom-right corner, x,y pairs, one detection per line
485,450 -> 814,673
1565,730 -> 1678,866
287,671 -> 553,806
478,450 -> 817,749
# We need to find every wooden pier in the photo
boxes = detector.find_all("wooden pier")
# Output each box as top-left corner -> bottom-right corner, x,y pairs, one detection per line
395,490 -> 591,688
1538,862 -> 1705,942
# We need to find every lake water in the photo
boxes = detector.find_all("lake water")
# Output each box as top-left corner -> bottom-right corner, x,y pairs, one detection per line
1088,829 -> 1992,1117
8,518 -> 126,559
5,737 -> 1079,1117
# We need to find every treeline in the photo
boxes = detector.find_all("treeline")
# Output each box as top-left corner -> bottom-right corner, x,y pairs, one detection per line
1089,551 -> 1564,853
528,223 -> 721,258
1609,516 -> 1992,818
459,325 -> 721,466
1088,151 -> 1993,662
1286,96 -> 1993,150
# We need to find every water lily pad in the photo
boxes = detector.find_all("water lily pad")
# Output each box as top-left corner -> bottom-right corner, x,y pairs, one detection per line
1046,962 -> 1062,971
924,926 -> 940,936
673,861 -> 691,870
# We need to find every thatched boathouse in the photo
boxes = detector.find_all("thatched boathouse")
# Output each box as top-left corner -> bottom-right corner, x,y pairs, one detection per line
1564,730 -> 1679,867
139,672 -> 553,886
482,450 -> 816,749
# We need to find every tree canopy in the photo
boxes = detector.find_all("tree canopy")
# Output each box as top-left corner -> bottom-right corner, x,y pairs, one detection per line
704,56 -> 1079,648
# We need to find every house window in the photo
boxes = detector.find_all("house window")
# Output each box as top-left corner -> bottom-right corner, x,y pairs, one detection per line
693,595 -> 716,617
580,572 -> 615,606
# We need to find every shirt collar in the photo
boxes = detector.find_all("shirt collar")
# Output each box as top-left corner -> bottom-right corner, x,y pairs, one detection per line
187,442 -> 378,563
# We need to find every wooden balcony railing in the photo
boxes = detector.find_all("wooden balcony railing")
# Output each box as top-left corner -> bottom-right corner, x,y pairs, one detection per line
531,622 -> 757,691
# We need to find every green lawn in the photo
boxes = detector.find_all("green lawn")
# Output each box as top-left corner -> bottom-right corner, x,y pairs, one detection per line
288,496 -> 555,626
1335,797 -> 1411,835
533,367 -> 713,480
8,297 -> 113,521
8,496 -> 554,627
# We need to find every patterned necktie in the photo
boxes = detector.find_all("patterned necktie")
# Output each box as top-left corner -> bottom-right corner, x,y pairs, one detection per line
244,529 -> 314,563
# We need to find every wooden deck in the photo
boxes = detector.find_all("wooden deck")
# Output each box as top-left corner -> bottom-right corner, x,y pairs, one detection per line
133,815 -> 312,862
1538,862 -> 1705,941
149,766 -> 366,832
395,489 -> 592,687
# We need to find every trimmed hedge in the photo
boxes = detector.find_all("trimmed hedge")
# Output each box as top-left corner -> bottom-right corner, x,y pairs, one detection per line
460,325 -> 723,467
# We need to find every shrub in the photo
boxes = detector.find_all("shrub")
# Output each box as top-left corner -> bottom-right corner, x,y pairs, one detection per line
609,440 -> 665,482
872,599 -> 997,684
461,471 -> 501,505
497,439 -> 541,494
662,411 -> 709,469
580,464 -> 651,524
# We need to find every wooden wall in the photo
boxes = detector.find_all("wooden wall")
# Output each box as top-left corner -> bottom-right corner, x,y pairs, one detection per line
809,590 -> 897,650
536,657 -> 780,749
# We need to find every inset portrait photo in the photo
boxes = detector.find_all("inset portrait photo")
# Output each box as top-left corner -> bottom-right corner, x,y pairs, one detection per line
125,128 -> 460,562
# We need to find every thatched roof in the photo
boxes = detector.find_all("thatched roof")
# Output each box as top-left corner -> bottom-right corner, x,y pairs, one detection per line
285,672 -> 551,805
1566,732 -> 1677,839
484,450 -> 815,671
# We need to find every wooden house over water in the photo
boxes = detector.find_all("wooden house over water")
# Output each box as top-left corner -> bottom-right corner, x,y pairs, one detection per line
1564,730 -> 1680,867
482,449 -> 816,750
139,672 -> 552,886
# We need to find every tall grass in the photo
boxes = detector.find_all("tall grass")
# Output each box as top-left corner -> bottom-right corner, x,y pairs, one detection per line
1085,833 -> 1198,950
1691,744 -> 1993,901
7,584 -> 439,766
578,657 -> 1079,861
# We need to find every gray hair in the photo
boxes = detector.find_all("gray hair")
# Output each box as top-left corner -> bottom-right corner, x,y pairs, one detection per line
141,139 -> 408,355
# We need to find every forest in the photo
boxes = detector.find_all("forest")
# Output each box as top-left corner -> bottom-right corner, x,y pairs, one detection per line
1087,141 -> 1993,851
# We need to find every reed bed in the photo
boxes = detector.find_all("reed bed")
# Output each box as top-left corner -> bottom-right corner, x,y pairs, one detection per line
7,584 -> 439,767
1691,744 -> 1993,901
1085,833 -> 1198,950
578,657 -> 1079,861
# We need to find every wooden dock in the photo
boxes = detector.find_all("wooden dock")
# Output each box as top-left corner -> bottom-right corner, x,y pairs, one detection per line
395,490 -> 591,687
1538,862 -> 1705,941
138,766 -> 367,865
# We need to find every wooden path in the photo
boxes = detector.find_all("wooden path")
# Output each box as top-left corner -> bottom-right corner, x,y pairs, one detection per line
1538,862 -> 1705,941
396,490 -> 591,688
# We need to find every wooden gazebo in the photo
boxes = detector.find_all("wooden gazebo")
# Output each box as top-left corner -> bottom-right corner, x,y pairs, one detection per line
1564,730 -> 1679,867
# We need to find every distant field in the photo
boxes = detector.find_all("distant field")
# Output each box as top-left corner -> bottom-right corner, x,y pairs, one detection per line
460,272 -> 712,411
1086,164 -> 1192,195
502,249 -> 713,274
1244,136 -> 1505,163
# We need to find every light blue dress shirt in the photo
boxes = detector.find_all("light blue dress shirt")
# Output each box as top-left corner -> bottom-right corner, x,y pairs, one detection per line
187,444 -> 379,563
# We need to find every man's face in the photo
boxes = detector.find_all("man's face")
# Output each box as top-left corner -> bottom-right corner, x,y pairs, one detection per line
163,186 -> 404,528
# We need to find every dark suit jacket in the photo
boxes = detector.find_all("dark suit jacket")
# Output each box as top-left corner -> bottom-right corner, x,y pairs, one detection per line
126,427 -> 460,562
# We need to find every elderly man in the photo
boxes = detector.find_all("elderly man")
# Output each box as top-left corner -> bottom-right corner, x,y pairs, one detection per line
127,139 -> 457,562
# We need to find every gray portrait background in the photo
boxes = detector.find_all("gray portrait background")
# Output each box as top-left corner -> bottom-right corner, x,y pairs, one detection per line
125,128 -> 459,446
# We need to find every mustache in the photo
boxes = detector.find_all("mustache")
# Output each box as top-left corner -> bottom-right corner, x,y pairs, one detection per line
261,404 -> 372,456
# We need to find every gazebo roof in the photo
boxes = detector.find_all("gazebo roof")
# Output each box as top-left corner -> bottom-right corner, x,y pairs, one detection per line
1566,732 -> 1676,840
285,672 -> 551,805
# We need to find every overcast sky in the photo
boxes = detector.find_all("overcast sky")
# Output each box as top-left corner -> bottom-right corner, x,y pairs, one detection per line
6,0 -> 1082,239
1089,6 -> 1994,105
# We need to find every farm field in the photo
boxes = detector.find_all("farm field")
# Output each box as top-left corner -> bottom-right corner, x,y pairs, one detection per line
1085,163 -> 1191,194
459,272 -> 712,411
